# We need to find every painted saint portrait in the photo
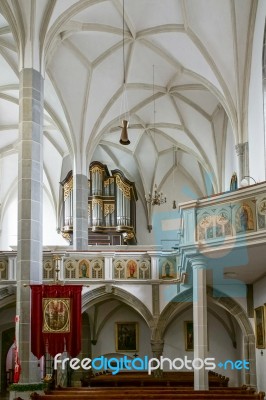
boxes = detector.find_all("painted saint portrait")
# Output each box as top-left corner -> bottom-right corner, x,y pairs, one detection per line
43,298 -> 70,333
127,260 -> 137,278
161,260 -> 175,279
79,260 -> 90,278
236,203 -> 255,233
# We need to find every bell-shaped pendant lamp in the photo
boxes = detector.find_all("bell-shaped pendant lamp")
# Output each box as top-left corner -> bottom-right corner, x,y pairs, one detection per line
120,119 -> 130,145
119,0 -> 130,145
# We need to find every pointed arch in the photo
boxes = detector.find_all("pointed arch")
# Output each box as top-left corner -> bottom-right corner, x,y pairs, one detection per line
154,286 -> 256,387
82,285 -> 154,330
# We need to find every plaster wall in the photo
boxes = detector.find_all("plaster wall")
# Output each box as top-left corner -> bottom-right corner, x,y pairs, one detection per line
253,275 -> 266,394
163,308 -> 242,386
248,0 -> 266,182
90,306 -> 152,362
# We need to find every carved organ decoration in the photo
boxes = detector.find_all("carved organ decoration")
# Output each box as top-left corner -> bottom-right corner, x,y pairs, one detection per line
60,162 -> 137,244
60,171 -> 73,240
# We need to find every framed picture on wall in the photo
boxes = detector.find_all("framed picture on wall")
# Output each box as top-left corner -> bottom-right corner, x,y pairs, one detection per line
184,321 -> 194,351
254,306 -> 265,349
115,322 -> 138,352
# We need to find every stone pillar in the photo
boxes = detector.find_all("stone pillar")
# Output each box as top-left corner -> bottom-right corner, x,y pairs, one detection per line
244,335 -> 257,388
73,174 -> 88,250
17,68 -> 44,382
150,340 -> 164,378
191,256 -> 208,390
152,284 -> 160,317
235,142 -> 249,181
72,313 -> 92,386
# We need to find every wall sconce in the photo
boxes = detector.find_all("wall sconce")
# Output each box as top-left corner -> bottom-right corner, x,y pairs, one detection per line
240,175 -> 257,187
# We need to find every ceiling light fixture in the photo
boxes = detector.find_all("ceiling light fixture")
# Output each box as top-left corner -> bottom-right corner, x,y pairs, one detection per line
172,146 -> 177,209
145,65 -> 166,206
119,0 -> 130,145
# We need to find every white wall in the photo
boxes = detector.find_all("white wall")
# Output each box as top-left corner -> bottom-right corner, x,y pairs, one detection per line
90,305 -> 152,363
253,275 -> 266,394
86,297 -> 244,386
0,189 -> 67,250
164,307 -> 242,386
136,170 -> 199,246
248,0 -> 266,182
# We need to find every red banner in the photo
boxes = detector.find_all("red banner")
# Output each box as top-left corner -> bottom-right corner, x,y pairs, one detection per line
13,340 -> 21,383
30,285 -> 82,359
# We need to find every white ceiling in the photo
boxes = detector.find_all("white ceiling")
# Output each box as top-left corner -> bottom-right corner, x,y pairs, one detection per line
0,0 -> 260,218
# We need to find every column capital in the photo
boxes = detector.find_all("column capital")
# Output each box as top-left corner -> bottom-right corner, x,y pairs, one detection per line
190,255 -> 207,270
150,339 -> 164,354
235,142 -> 248,156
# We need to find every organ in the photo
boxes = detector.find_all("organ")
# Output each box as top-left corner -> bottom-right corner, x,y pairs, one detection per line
60,162 -> 137,245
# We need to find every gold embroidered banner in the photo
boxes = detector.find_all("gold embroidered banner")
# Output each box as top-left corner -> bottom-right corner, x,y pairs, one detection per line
42,298 -> 70,333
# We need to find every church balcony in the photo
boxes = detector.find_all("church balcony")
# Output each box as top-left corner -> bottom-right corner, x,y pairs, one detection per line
1,183 -> 266,287
0,246 -> 184,286
178,181 -> 266,284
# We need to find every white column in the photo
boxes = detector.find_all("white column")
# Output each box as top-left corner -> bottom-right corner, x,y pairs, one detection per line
104,254 -> 114,280
149,253 -> 160,279
191,256 -> 208,390
17,68 -> 44,383
8,256 -> 16,280
235,142 -> 249,181
73,174 -> 88,250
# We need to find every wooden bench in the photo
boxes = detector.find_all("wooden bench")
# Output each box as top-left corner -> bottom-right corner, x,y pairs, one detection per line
81,371 -> 229,387
30,386 -> 265,400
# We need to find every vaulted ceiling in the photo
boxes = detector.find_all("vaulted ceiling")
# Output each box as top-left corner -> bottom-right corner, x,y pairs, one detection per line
0,0 -> 260,220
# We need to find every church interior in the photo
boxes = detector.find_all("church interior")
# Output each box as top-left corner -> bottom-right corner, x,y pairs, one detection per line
0,0 -> 266,399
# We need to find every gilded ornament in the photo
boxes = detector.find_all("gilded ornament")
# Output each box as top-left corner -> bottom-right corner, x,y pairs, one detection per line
62,232 -> 71,242
92,198 -> 103,210
64,176 -> 73,200
91,166 -> 104,175
104,178 -> 114,187
104,203 -> 115,216
116,175 -> 131,199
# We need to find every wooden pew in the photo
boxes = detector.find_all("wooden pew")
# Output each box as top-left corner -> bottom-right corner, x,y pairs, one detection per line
81,371 -> 229,387
30,386 -> 265,400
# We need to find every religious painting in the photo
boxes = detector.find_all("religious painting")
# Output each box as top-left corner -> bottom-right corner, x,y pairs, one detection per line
184,321 -> 193,351
43,298 -> 70,333
235,202 -> 255,233
79,259 -> 90,278
115,322 -> 138,352
126,259 -> 137,278
254,306 -> 265,349
161,260 -> 175,279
